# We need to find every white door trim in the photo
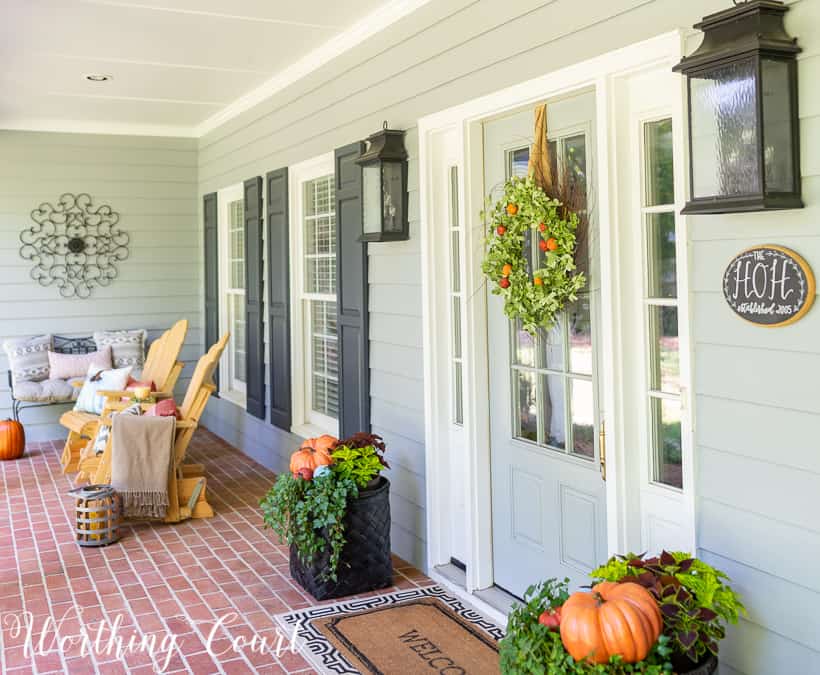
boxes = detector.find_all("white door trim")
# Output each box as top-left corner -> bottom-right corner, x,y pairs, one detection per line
419,30 -> 689,594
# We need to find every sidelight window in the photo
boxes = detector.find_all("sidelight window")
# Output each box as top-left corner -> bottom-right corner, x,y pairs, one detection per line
642,118 -> 682,489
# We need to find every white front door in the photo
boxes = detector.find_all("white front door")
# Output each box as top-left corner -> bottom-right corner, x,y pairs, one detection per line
483,91 -> 607,597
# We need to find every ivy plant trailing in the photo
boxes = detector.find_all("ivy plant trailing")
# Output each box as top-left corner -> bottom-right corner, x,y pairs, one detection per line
482,176 -> 586,335
259,433 -> 388,582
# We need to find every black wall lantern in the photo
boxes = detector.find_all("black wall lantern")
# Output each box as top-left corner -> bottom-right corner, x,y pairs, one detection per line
674,0 -> 802,214
357,122 -> 409,242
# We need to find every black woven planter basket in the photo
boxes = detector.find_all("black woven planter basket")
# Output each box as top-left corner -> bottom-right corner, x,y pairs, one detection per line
676,654 -> 718,675
290,476 -> 392,600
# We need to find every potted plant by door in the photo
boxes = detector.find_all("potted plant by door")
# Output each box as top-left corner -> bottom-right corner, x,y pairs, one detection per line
499,552 -> 744,674
591,552 -> 745,675
259,433 -> 393,600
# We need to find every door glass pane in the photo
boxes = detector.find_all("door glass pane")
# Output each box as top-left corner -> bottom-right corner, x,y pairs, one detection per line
563,134 -> 587,199
548,140 -> 558,187
512,320 -> 536,367
652,397 -> 682,488
644,119 -> 675,206
649,306 -> 680,394
541,375 -> 566,450
690,58 -> 760,198
646,212 -> 677,298
509,147 -> 530,178
514,370 -> 538,442
539,320 -> 564,371
450,230 -> 461,293
452,297 -> 462,359
570,379 -> 594,459
454,362 -> 464,426
568,295 -> 592,376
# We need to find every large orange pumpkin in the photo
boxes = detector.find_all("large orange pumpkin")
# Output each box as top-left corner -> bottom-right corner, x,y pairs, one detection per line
289,435 -> 338,476
305,434 -> 338,456
559,581 -> 662,664
0,419 -> 25,461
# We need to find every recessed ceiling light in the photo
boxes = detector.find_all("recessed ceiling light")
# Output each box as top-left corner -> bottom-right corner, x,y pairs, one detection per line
85,74 -> 112,82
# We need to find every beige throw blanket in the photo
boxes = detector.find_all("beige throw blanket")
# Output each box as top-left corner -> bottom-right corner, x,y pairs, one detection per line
111,414 -> 175,519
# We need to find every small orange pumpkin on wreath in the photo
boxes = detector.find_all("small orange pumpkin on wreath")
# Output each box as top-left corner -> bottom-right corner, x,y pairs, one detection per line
481,175 -> 585,335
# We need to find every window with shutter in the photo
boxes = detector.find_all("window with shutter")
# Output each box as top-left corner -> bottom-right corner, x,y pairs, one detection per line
289,154 -> 340,439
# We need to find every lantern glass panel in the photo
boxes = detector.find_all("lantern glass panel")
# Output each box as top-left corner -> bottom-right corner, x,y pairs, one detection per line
761,58 -> 794,193
362,163 -> 382,235
382,161 -> 404,233
690,57 -> 760,199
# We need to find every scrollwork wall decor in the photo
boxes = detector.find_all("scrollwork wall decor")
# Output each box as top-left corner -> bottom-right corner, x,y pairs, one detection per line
20,193 -> 129,298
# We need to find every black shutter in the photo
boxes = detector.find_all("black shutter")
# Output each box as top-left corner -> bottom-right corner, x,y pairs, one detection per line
203,192 -> 219,392
266,168 -> 291,430
244,176 -> 265,419
335,142 -> 370,438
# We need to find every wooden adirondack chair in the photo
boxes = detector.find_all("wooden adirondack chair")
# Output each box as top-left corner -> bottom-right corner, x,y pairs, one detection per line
77,333 -> 229,523
60,320 -> 189,473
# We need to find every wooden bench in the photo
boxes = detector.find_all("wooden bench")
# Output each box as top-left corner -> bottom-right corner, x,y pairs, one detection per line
8,335 -> 98,423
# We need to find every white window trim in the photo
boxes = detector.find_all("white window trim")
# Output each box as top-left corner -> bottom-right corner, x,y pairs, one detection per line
288,152 -> 340,440
217,182 -> 246,407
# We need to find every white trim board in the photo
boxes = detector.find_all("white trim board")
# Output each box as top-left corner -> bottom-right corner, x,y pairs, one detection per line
418,30 -> 694,597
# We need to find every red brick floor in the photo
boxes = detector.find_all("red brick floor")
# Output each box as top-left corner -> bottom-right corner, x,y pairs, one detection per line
0,429 -> 433,674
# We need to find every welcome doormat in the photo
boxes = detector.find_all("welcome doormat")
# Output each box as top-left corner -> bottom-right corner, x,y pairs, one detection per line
275,586 -> 504,674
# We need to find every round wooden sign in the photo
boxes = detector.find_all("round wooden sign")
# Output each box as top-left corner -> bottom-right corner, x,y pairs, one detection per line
723,245 -> 815,327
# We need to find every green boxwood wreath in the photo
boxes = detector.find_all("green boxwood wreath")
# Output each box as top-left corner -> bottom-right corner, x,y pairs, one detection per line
482,175 -> 586,334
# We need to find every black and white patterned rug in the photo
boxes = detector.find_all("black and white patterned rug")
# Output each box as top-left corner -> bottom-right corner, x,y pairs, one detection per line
275,585 -> 506,674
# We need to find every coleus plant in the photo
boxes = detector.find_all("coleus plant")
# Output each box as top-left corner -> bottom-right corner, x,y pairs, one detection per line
591,551 -> 745,668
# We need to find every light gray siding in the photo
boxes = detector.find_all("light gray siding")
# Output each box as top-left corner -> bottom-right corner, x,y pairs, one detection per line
196,0 -> 740,579
195,1 -> 819,669
688,1 -> 820,672
0,130 -> 200,441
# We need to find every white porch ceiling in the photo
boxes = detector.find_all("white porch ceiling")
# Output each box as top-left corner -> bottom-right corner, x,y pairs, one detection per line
0,0 -> 426,136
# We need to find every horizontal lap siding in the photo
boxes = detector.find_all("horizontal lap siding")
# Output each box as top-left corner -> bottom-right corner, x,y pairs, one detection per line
194,0 -> 717,572
0,130 -> 199,441
689,1 -> 820,672
193,0 -> 820,621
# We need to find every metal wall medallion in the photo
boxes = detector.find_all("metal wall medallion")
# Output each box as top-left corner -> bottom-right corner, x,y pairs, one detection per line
20,193 -> 129,298
723,245 -> 815,327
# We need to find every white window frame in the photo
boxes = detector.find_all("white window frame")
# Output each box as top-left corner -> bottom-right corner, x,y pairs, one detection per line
288,152 -> 340,439
217,182 -> 247,407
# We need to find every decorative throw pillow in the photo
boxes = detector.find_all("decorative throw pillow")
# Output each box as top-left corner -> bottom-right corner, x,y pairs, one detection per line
3,335 -> 52,385
48,346 -> 112,380
91,403 -> 142,456
145,398 -> 180,419
126,376 -> 156,392
74,364 -> 133,415
93,329 -> 146,370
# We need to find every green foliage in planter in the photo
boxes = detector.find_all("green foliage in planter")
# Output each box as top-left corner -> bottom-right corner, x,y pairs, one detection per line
259,432 -> 392,583
499,579 -> 673,674
331,444 -> 385,488
591,551 -> 745,667
259,471 -> 358,582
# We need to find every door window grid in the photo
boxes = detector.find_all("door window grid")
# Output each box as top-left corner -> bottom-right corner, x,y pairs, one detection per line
642,118 -> 682,489
449,166 -> 464,425
506,136 -> 595,460
302,175 -> 338,420
226,198 -> 246,394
